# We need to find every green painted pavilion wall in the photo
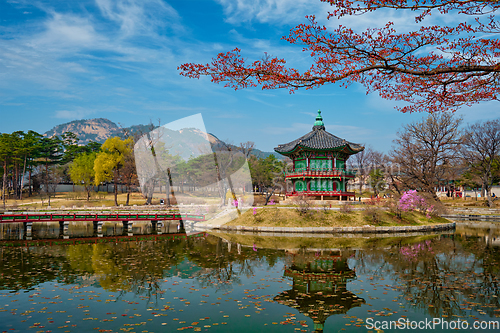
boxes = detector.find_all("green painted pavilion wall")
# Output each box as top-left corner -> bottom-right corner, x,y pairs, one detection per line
294,179 -> 344,192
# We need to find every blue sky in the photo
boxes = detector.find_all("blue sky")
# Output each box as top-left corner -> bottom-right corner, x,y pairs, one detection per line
1,0 -> 498,153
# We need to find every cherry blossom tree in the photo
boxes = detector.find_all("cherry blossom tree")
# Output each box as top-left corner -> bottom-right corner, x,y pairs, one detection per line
179,0 -> 499,113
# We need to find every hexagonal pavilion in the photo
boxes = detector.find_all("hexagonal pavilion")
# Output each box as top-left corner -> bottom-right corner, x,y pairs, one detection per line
274,110 -> 364,200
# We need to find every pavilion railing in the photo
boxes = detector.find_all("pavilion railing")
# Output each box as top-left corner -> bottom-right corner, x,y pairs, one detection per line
286,191 -> 355,197
285,168 -> 356,178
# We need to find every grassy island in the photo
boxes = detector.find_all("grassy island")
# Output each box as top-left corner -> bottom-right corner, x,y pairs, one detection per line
222,207 -> 450,228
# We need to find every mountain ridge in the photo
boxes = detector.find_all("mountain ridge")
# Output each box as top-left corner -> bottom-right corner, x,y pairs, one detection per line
44,118 -> 282,159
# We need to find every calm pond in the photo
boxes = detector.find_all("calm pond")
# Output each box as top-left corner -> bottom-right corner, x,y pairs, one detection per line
1,220 -> 500,332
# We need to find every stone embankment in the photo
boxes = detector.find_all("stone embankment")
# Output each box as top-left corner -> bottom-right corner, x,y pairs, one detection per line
442,207 -> 500,220
197,222 -> 456,234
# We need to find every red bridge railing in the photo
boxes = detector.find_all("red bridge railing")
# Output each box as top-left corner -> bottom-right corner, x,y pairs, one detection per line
0,213 -> 206,224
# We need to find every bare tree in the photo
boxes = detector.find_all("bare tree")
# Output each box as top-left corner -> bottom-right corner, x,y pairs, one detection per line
461,119 -> 500,207
121,150 -> 138,206
390,113 -> 463,200
239,141 -> 255,158
367,149 -> 390,196
213,140 -> 241,212
43,166 -> 64,207
135,119 -> 166,205
349,145 -> 372,195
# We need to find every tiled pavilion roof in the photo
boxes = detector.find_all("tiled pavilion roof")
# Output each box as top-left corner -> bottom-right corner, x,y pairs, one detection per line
274,110 -> 364,155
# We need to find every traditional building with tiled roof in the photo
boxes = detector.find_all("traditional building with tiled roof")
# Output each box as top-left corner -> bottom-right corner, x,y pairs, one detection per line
274,110 -> 364,200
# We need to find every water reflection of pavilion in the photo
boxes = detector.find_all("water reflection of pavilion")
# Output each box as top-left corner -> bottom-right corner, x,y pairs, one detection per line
274,249 -> 364,332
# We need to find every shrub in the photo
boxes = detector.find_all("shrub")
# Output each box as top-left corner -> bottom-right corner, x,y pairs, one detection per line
363,206 -> 382,224
385,196 -> 402,219
292,195 -> 313,216
339,202 -> 353,214
365,197 -> 382,206
252,207 -> 264,222
316,201 -> 329,214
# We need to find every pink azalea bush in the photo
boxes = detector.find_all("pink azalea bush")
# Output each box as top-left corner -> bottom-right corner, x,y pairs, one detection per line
398,190 -> 436,218
231,198 -> 242,208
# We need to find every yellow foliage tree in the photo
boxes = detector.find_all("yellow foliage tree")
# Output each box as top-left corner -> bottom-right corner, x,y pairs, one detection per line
94,137 -> 134,206
69,152 -> 96,201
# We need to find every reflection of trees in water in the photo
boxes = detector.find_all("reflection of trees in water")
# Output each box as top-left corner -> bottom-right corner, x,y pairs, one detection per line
0,246 -> 77,291
353,235 -> 500,318
454,234 -> 500,316
0,235 -> 283,296
0,236 -> 203,298
3,232 -> 500,320
187,237 -> 286,292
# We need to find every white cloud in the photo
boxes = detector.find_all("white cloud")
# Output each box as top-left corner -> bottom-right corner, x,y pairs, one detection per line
0,0 -> 189,95
32,12 -> 102,49
216,0 -> 466,38
301,111 -> 316,117
54,109 -> 96,119
215,0 -> 329,25
95,0 -> 182,36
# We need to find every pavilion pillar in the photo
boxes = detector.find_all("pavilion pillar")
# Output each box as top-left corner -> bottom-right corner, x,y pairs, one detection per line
151,220 -> 164,234
122,221 -> 133,233
151,220 -> 158,231
59,221 -> 70,234
93,220 -> 104,234
24,222 -> 33,238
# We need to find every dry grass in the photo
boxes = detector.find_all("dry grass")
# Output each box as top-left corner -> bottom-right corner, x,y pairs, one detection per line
440,197 -> 497,208
1,192 -> 149,210
223,207 -> 450,228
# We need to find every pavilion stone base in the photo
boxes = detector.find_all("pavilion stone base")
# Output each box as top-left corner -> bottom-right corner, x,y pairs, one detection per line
310,196 -> 353,201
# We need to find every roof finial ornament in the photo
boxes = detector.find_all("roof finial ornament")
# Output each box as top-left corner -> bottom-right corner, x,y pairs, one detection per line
313,109 -> 325,130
